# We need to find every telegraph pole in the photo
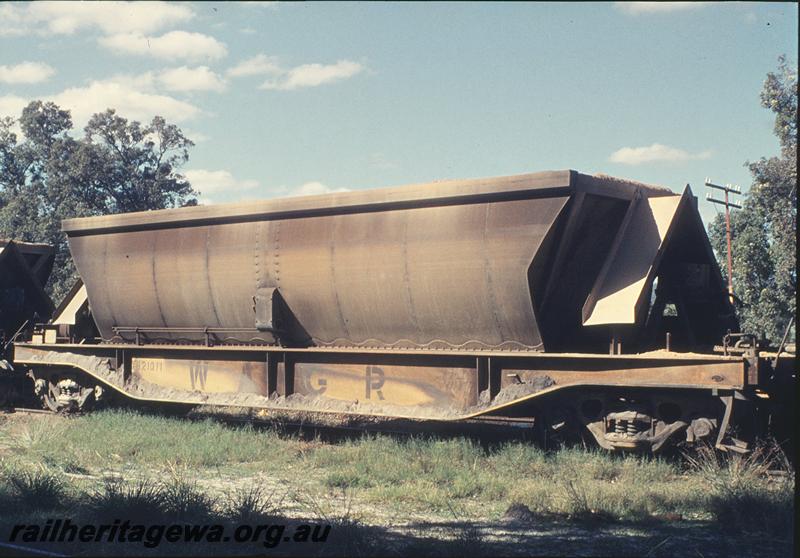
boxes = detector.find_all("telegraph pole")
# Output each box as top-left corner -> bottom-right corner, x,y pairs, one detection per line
705,179 -> 741,305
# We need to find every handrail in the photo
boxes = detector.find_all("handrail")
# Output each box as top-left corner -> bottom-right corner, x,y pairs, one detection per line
3,319 -> 31,352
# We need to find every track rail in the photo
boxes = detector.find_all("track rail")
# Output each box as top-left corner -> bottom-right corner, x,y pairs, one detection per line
1,406 -> 57,416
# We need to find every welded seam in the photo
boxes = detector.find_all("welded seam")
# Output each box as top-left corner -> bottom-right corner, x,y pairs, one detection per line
101,235 -> 119,339
401,214 -> 422,338
329,218 -> 351,339
205,227 -> 222,326
483,204 -> 506,342
150,231 -> 168,327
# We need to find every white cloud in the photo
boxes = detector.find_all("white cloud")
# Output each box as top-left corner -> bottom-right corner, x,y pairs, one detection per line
99,31 -> 228,62
0,95 -> 29,119
1,73 -> 202,137
51,79 -> 202,127
158,66 -> 226,92
0,96 -> 28,136
227,54 -> 282,78
609,143 -> 712,165
261,60 -> 364,90
289,181 -> 350,197
183,130 -> 210,143
0,74 -> 199,126
614,2 -> 710,15
0,1 -> 193,37
97,72 -> 159,92
184,169 -> 259,202
229,55 -> 364,90
0,62 -> 55,84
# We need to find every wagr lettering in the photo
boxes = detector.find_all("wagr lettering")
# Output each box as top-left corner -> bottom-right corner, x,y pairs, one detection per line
189,362 -> 208,390
309,378 -> 327,395
365,366 -> 385,400
133,359 -> 164,374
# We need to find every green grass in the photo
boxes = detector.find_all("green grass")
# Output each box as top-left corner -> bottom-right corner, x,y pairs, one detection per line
303,437 -> 704,519
221,485 -> 282,523
685,442 -> 795,538
88,479 -> 169,522
1,410 -> 293,469
0,409 -> 794,544
0,467 -> 68,513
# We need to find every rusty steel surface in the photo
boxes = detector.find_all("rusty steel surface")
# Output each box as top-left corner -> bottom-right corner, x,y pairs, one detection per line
66,172 -> 587,350
62,170 -> 695,352
69,196 -> 568,350
61,169 -> 734,355
502,360 -> 745,392
60,170 -> 673,235
12,343 -> 749,420
14,340 -> 747,360
131,356 -> 268,394
293,362 -> 479,410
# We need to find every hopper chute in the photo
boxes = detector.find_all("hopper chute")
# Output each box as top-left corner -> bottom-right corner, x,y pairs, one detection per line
580,185 -> 734,350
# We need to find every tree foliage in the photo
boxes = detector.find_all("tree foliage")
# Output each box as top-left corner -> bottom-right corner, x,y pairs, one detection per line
0,101 -> 197,303
709,57 -> 797,342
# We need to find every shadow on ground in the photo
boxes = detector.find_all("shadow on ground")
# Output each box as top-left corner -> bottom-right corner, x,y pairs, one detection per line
1,512 -> 794,558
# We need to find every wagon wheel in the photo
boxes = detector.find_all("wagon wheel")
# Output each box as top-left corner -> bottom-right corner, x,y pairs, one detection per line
33,375 -> 103,413
33,378 -> 59,412
533,400 -> 580,450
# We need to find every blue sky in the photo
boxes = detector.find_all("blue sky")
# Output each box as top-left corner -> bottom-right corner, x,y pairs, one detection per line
1,1 -> 797,223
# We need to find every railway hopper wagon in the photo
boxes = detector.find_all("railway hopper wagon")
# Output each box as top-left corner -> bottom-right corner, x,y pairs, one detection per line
0,239 -> 54,348
11,170 -> 795,451
0,240 -> 54,405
